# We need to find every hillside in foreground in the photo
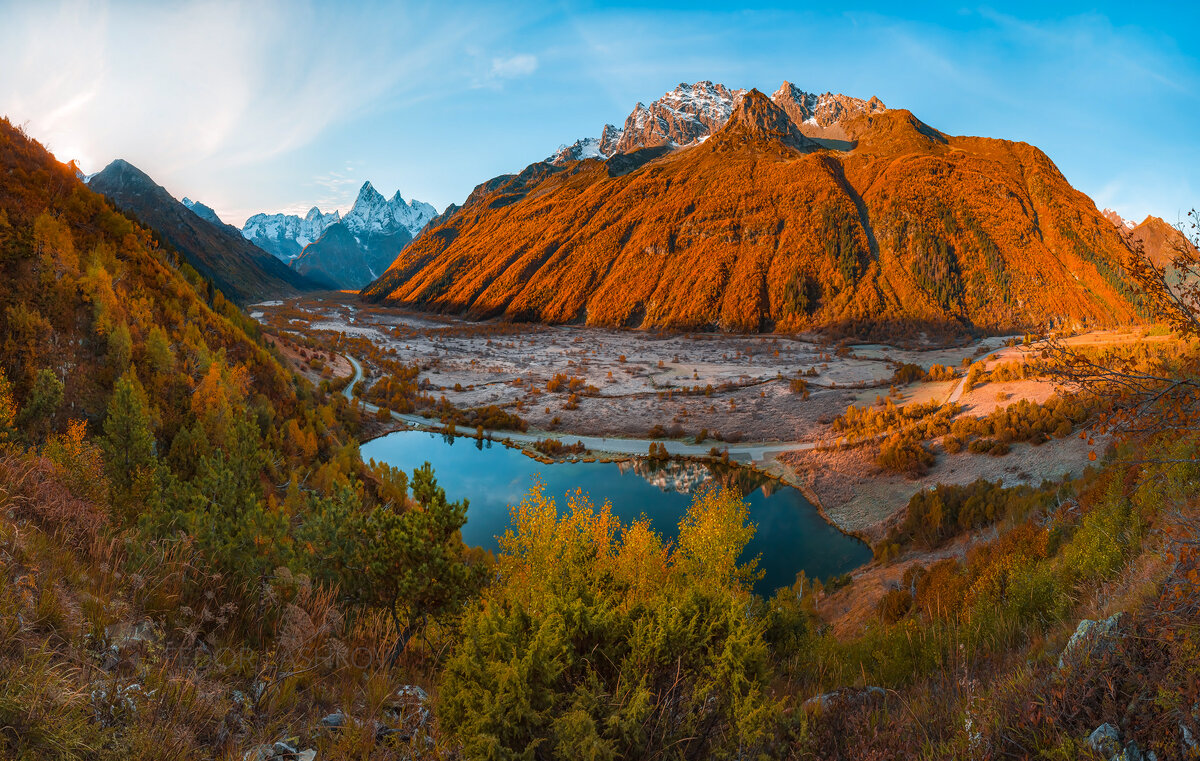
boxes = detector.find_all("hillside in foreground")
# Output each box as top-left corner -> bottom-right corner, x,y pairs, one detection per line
364,85 -> 1142,338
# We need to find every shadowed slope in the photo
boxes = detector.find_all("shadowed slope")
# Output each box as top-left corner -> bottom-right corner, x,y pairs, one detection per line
89,159 -> 319,303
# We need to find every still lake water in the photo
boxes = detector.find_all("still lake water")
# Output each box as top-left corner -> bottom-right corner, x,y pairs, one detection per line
360,431 -> 870,596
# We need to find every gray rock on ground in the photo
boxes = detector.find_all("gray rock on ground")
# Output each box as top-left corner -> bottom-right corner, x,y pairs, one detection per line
1058,612 -> 1126,669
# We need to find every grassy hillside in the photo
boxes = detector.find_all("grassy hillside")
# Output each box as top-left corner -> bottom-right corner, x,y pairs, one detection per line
0,118 -> 480,760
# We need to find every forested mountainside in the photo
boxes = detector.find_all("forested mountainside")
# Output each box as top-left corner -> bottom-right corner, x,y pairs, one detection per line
364,90 -> 1142,337
87,158 -> 319,303
0,117 -> 480,758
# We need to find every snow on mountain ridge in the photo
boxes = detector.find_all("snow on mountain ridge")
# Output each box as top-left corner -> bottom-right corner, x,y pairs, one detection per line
242,206 -> 342,261
181,197 -> 224,226
550,79 -> 888,166
548,124 -> 626,164
341,181 -> 437,239
242,180 -> 436,263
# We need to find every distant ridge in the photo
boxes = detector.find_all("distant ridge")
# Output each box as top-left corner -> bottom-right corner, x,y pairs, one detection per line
89,159 -> 320,303
243,182 -> 437,289
1101,209 -> 1198,268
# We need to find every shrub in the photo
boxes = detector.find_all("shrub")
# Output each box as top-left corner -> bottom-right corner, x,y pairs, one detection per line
876,434 -> 935,477
437,487 -> 779,759
926,364 -> 958,382
877,587 -> 913,623
892,363 -> 925,385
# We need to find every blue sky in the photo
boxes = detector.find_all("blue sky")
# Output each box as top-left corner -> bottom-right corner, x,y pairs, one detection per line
1,1 -> 1197,227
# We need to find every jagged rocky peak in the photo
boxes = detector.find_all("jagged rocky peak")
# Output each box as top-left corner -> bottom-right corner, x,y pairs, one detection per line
549,124 -> 625,165
1101,208 -> 1137,230
342,181 -> 437,238
182,197 -> 223,225
551,79 -> 891,165
611,80 -> 748,154
242,206 -> 342,262
770,81 -> 887,132
714,89 -> 815,151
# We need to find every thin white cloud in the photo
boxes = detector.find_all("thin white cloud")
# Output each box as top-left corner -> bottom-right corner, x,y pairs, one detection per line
490,53 -> 538,79
0,0 -> 489,179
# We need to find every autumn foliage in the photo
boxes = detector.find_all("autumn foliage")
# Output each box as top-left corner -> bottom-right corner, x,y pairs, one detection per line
365,91 -> 1141,337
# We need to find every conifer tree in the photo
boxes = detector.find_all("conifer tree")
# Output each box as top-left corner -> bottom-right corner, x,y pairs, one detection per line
101,370 -> 156,502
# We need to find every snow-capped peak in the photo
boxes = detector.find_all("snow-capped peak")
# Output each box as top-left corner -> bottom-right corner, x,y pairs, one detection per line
242,181 -> 437,262
552,79 -> 889,164
1101,208 -> 1137,231
243,206 -> 342,261
343,182 -> 437,238
182,197 -> 223,226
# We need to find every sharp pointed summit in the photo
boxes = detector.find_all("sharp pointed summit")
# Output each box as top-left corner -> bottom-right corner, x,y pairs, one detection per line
242,181 -> 436,289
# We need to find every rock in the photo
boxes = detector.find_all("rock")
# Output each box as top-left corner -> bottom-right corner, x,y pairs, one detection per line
243,745 -> 275,761
802,686 -> 886,712
1116,741 -> 1143,761
273,740 -> 298,757
1087,723 -> 1122,759
296,752 -> 316,761
1058,613 -> 1126,669
382,685 -> 432,740
319,712 -> 346,730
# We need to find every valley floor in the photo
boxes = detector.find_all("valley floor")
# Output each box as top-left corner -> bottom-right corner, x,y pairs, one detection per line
254,294 -> 1150,537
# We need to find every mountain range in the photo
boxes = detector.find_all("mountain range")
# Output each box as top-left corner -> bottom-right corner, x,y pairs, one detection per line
87,159 -> 318,304
362,80 -> 1142,336
242,183 -> 437,289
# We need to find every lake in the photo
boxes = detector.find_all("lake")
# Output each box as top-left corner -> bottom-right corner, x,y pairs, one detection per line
360,431 -> 871,596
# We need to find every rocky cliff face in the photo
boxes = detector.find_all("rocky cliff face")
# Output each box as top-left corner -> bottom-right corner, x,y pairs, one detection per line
610,81 -> 748,154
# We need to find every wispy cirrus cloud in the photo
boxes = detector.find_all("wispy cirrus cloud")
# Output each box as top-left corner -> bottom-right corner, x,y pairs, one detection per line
489,53 -> 538,79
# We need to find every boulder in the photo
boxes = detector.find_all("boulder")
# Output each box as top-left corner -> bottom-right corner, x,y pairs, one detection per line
1087,724 -> 1121,759
319,712 -> 347,730
382,685 -> 432,740
243,745 -> 274,761
1058,613 -> 1125,669
802,686 -> 886,713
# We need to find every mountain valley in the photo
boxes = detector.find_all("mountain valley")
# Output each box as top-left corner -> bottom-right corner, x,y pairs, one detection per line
2,28 -> 1198,757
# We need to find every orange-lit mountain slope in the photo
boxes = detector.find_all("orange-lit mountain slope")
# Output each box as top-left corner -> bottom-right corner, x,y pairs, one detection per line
1103,209 -> 1198,268
364,89 -> 1142,337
